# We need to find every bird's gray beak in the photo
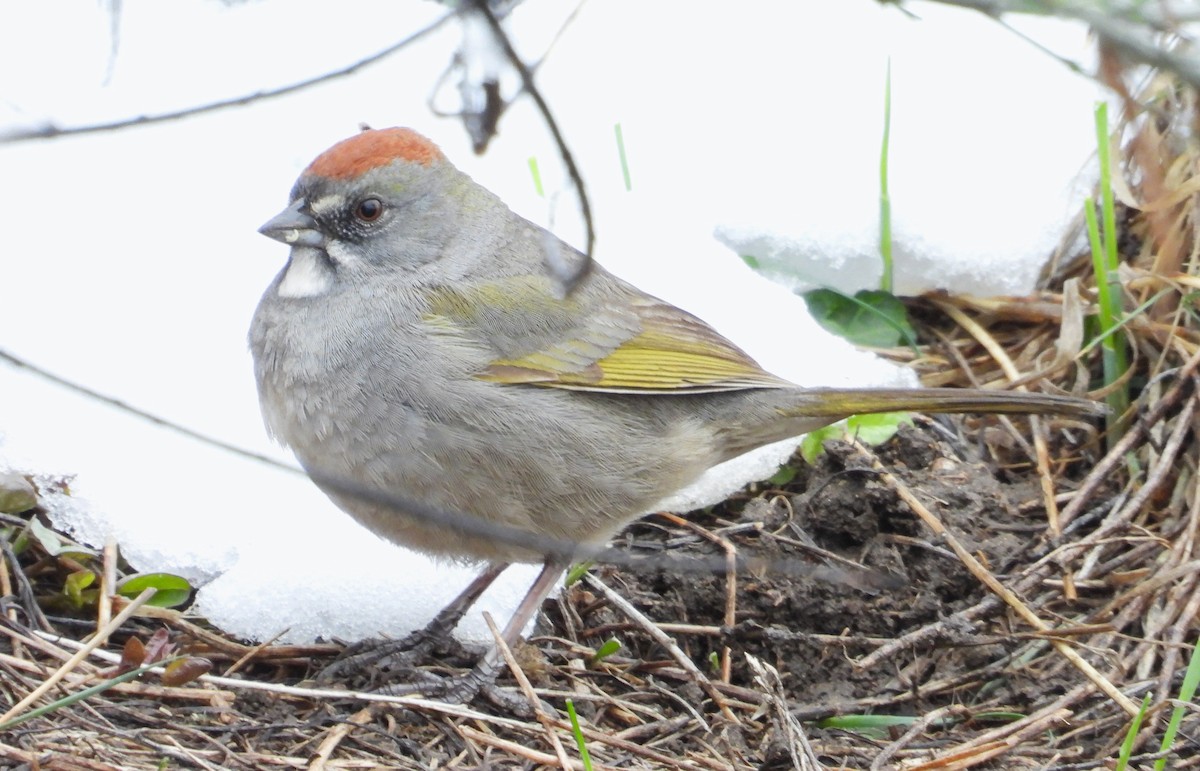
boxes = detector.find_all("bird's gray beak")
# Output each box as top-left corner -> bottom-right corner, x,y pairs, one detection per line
258,200 -> 324,248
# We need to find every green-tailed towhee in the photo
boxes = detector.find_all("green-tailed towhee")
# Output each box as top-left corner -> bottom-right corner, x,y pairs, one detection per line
249,127 -> 1100,697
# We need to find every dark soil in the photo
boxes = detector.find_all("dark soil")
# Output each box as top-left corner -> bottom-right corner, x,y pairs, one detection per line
566,418 -> 1084,722
0,416 -> 1128,769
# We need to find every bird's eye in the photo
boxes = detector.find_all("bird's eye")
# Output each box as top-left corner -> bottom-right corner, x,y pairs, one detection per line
354,197 -> 384,222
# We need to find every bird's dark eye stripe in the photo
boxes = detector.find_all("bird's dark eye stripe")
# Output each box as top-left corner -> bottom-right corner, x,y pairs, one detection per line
354,198 -> 384,222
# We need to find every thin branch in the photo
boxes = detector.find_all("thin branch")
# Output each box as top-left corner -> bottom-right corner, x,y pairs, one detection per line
911,0 -> 1200,90
471,0 -> 596,293
0,13 -> 454,144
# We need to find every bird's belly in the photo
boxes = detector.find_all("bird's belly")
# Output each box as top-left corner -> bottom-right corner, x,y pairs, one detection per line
259,374 -> 723,564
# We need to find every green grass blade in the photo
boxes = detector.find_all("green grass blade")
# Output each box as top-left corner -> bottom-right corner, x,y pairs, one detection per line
1086,102 -> 1131,446
528,156 -> 544,198
566,698 -> 594,771
0,656 -> 183,731
1155,640 -> 1200,770
879,58 -> 894,293
1116,694 -> 1153,770
615,122 -> 632,192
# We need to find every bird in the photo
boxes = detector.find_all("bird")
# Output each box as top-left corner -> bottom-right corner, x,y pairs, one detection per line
249,126 -> 1101,699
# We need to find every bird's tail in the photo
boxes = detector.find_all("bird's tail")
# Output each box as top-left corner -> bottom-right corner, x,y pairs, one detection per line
714,387 -> 1102,461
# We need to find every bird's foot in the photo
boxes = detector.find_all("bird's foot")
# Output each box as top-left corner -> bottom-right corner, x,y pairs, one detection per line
374,659 -> 539,717
317,626 -> 477,684
374,658 -> 495,700
321,639 -> 539,716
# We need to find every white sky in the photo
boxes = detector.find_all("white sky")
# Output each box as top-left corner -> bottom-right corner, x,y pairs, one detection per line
0,0 -> 1099,643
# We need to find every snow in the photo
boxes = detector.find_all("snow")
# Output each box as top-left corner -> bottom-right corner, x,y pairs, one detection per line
0,0 -> 1099,644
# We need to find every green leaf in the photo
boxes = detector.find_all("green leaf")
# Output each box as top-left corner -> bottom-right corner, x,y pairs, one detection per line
798,413 -> 912,463
116,573 -> 193,609
65,570 -> 96,608
592,638 -> 622,662
819,714 -> 916,730
767,464 -> 797,486
27,518 -> 96,558
564,561 -> 593,587
28,517 -> 63,554
819,711 -> 967,738
800,423 -> 844,463
803,288 -> 917,349
846,411 -> 913,446
818,713 -> 915,739
10,525 -> 31,555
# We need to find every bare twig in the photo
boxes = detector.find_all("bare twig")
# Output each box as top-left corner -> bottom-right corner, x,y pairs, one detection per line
1059,347 -> 1200,528
659,513 -> 738,683
308,705 -> 377,771
471,0 -> 595,292
747,654 -> 823,770
0,587 -> 157,724
583,572 -> 736,724
483,612 -> 573,769
914,0 -> 1200,90
0,14 -> 453,143
848,439 -> 1141,717
931,297 -> 1064,531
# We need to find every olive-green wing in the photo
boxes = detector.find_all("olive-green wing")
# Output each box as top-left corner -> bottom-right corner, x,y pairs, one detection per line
423,276 -> 791,394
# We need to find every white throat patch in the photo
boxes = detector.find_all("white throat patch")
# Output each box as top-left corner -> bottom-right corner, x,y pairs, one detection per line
276,248 -> 334,298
